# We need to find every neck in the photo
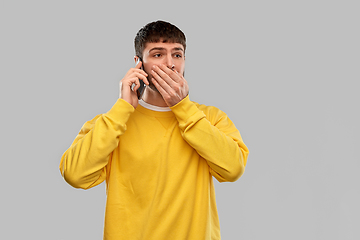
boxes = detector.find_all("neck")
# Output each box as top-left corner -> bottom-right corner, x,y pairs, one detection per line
142,87 -> 168,107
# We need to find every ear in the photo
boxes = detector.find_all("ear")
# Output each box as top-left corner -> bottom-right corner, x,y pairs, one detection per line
134,56 -> 139,63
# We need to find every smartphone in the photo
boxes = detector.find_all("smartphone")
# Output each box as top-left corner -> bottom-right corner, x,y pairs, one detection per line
136,57 -> 146,100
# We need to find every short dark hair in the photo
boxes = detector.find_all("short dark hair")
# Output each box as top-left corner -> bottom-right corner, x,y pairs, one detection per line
134,20 -> 186,59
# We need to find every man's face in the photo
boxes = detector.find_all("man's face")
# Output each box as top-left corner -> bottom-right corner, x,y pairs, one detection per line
140,41 -> 185,91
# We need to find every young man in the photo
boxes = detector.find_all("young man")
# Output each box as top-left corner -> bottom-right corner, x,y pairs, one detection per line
60,20 -> 249,240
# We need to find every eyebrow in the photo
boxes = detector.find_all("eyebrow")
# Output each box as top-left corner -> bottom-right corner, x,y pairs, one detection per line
149,47 -> 184,53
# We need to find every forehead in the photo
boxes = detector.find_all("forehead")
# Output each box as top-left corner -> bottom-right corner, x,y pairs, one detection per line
143,42 -> 184,52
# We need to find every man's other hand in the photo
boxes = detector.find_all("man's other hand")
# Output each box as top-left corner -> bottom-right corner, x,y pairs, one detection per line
151,64 -> 189,107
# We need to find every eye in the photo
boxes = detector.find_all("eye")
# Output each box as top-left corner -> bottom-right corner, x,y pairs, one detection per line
174,53 -> 182,58
154,54 -> 161,58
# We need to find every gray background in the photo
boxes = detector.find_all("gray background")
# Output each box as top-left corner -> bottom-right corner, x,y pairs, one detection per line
1,0 -> 359,239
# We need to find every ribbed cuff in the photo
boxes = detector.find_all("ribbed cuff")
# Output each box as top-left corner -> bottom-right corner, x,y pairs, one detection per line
170,95 -> 205,126
105,98 -> 135,124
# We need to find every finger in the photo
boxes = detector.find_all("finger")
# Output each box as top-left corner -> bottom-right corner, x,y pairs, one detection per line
151,77 -> 169,99
151,69 -> 173,93
123,69 -> 148,86
126,68 -> 148,79
157,64 -> 180,83
134,61 -> 150,85
131,72 -> 149,86
124,77 -> 139,90
132,81 -> 141,92
129,78 -> 145,95
152,65 -> 176,87
123,62 -> 143,78
170,69 -> 186,86
130,77 -> 147,93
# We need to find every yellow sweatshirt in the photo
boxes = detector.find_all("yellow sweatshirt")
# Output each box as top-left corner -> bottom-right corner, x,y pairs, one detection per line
60,96 -> 249,240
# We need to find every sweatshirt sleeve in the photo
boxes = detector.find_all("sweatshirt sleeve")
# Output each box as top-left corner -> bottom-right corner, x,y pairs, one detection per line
59,99 -> 134,189
170,96 -> 249,182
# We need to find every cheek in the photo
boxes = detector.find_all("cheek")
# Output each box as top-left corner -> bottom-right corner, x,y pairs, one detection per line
177,64 -> 185,75
142,63 -> 152,74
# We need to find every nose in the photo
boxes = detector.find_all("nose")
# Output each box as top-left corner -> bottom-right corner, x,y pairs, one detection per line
165,55 -> 175,70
